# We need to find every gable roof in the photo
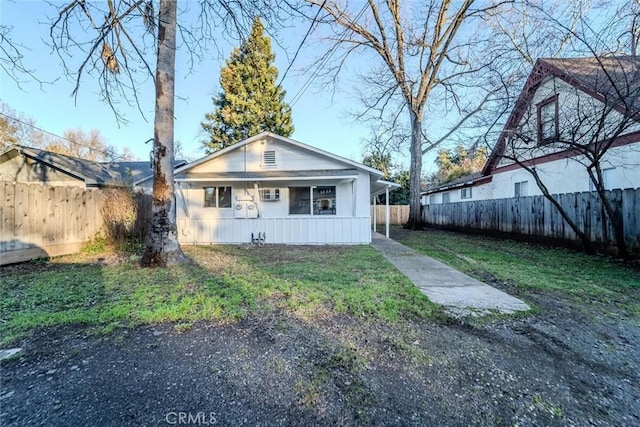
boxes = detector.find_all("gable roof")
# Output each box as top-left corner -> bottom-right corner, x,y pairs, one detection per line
137,132 -> 384,185
0,145 -> 185,187
420,172 -> 484,195
483,55 -> 640,175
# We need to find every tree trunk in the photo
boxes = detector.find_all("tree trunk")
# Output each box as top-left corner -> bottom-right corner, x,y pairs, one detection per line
405,109 -> 424,229
141,0 -> 187,267
589,168 -> 631,260
526,165 -> 595,255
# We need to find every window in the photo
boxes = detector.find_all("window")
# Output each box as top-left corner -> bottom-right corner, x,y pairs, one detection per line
514,181 -> 528,197
289,187 -> 311,214
259,188 -> 280,201
429,194 -> 436,204
204,186 -> 232,208
262,150 -> 276,166
461,187 -> 472,200
289,186 -> 336,215
313,186 -> 336,215
537,95 -> 558,143
442,192 -> 450,203
589,168 -> 617,191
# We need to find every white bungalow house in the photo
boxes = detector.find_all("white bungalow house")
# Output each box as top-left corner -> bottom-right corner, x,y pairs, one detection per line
422,56 -> 640,205
136,132 -> 399,244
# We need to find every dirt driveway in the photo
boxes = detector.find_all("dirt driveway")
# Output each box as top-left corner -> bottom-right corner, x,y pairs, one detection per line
2,277 -> 639,427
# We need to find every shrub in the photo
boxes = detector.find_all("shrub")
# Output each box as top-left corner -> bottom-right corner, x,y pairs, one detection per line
100,188 -> 151,251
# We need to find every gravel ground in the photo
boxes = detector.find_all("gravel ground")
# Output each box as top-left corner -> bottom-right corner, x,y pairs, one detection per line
2,277 -> 639,427
1,240 -> 639,427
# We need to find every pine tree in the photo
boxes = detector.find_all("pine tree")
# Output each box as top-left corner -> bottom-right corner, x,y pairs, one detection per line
202,18 -> 294,152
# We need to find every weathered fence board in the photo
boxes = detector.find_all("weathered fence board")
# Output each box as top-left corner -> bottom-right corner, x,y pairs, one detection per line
422,189 -> 640,252
0,182 -> 104,265
371,205 -> 409,225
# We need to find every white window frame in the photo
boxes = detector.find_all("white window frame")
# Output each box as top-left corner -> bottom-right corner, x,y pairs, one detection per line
288,186 -> 337,215
461,187 -> 472,200
204,186 -> 232,208
514,181 -> 528,197
590,167 -> 616,191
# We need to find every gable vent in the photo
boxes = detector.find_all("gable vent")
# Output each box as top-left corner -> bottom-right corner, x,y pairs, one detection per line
263,150 -> 276,165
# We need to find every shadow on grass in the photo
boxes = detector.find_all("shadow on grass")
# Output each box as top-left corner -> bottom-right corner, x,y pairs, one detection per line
391,227 -> 640,313
0,244 -> 441,346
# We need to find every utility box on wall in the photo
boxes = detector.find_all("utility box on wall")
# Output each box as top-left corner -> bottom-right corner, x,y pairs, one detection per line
246,202 -> 258,218
234,194 -> 258,218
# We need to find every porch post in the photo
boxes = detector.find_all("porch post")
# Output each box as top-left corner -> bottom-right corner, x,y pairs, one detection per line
385,186 -> 390,238
373,195 -> 377,233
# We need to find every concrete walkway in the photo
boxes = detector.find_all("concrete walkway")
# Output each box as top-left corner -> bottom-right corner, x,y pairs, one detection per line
371,233 -> 530,317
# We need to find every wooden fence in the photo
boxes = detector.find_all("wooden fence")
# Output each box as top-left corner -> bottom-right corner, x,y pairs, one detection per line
421,189 -> 640,252
371,205 -> 409,225
1,182 -> 104,265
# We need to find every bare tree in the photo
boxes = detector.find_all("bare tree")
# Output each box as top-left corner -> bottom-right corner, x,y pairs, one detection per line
46,128 -> 119,161
488,2 -> 640,260
49,0 -> 288,267
139,0 -> 187,265
614,0 -> 640,56
361,121 -> 407,180
0,24 -> 42,88
305,0 -> 507,228
498,55 -> 639,260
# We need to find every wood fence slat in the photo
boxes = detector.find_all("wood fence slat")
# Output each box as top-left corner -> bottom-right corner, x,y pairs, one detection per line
3,182 -> 16,252
28,184 -> 43,248
371,205 -> 409,225
1,182 -> 106,265
14,182 -> 29,250
0,182 -> 8,251
421,188 -> 640,252
43,185 -> 56,246
624,188 -> 640,251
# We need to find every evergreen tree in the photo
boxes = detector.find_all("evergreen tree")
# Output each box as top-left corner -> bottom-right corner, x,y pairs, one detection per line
202,18 -> 293,152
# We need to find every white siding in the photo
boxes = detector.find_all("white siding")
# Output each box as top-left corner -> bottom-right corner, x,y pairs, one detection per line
188,137 -> 348,174
498,77 -> 640,169
422,179 -> 494,204
491,142 -> 640,198
177,217 -> 371,244
175,170 -> 374,244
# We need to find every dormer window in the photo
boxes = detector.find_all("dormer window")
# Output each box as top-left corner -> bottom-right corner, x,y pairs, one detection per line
537,95 -> 559,143
262,150 -> 276,166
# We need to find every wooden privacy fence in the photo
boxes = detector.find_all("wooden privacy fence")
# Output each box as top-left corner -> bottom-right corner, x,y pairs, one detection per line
422,189 -> 640,252
371,205 -> 409,225
1,182 -> 104,265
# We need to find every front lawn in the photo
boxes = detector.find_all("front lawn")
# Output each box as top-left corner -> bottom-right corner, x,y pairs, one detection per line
0,245 -> 440,346
392,227 -> 640,313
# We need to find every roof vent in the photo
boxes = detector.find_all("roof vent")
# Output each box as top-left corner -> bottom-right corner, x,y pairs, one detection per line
263,150 -> 276,165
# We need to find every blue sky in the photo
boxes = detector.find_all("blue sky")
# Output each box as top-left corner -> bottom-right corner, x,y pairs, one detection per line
1,1 -> 421,170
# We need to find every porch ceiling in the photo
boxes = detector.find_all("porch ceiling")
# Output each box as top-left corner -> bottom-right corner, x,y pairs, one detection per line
370,179 -> 401,197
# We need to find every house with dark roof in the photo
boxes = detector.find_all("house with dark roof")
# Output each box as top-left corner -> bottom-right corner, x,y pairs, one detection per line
0,145 -> 186,188
135,132 -> 399,244
422,56 -> 640,205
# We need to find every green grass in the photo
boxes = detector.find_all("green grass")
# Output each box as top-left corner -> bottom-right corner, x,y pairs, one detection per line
393,228 -> 640,312
0,245 -> 439,346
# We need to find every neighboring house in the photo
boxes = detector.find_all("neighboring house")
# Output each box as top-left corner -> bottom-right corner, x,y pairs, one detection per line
422,56 -> 640,205
135,132 -> 399,244
0,144 -> 186,188
420,172 -> 490,205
